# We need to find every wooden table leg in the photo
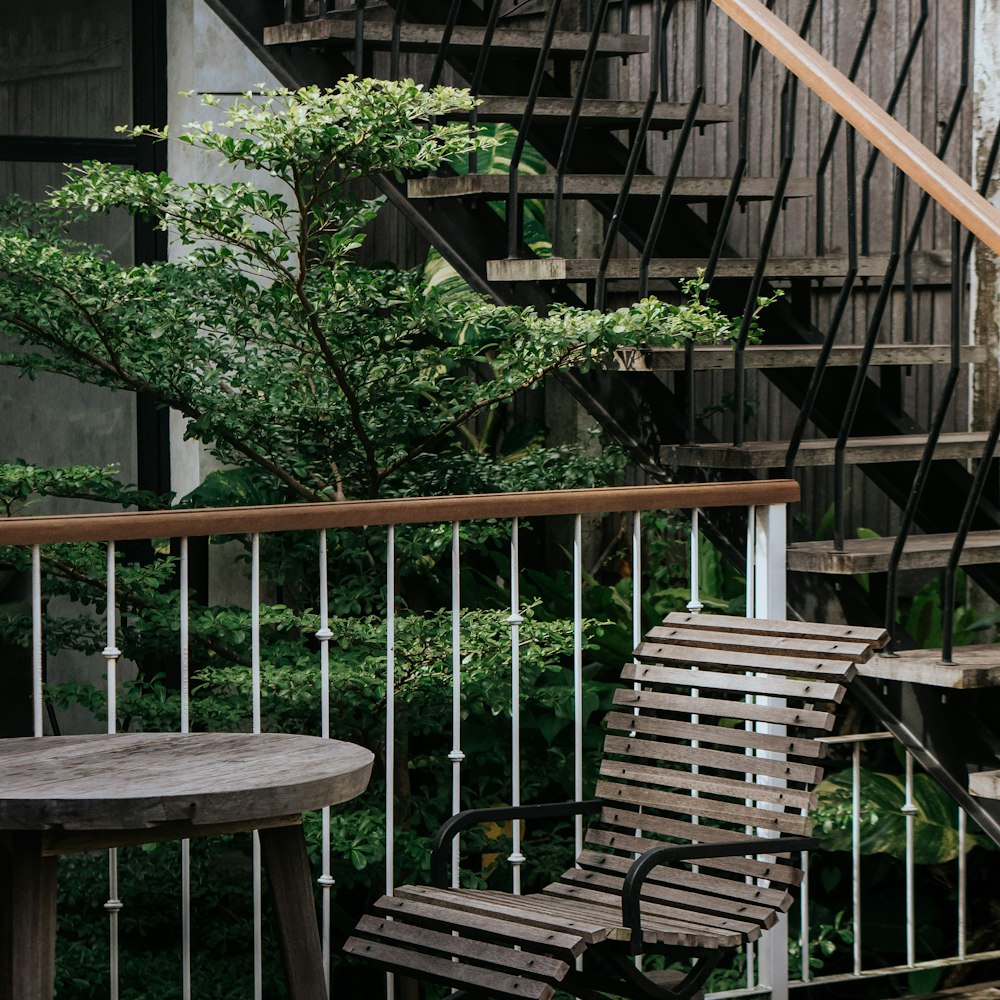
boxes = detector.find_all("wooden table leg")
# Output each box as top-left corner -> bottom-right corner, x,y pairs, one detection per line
0,832 -> 57,1000
259,823 -> 328,1000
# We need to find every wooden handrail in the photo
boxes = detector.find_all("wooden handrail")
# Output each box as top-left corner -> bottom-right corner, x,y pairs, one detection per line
713,0 -> 1000,255
0,481 -> 799,545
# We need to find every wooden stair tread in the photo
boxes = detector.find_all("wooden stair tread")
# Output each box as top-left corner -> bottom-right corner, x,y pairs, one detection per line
970,771 -> 1000,800
662,431 -> 993,469
788,530 -> 1000,574
460,96 -> 732,127
264,20 -> 648,55
607,343 -> 988,372
411,174 -> 813,200
860,644 -> 1000,689
486,251 -> 949,283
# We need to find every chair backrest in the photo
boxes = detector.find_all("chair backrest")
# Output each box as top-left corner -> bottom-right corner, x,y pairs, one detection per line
586,612 -> 888,896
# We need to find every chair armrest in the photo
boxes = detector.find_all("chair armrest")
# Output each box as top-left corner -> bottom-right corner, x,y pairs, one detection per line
430,799 -> 603,888
621,835 -> 818,950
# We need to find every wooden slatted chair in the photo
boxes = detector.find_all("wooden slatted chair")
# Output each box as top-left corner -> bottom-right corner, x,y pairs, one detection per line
345,613 -> 888,999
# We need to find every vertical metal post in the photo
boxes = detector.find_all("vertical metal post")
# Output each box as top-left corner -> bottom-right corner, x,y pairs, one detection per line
800,847 -> 810,983
31,545 -> 42,738
385,525 -> 396,1000
251,534 -> 262,1000
573,515 -> 584,861
903,752 -> 917,966
687,510 -> 703,614
508,519 -> 526,894
103,542 -> 122,1000
958,807 -> 967,960
450,522 -> 465,887
180,538 -> 192,1000
852,740 -> 862,975
316,531 -> 335,985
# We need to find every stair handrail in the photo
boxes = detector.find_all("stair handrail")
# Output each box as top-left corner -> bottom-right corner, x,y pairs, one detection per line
711,0 -> 1000,256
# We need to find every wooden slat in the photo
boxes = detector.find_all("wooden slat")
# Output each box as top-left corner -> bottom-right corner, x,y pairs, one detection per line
633,642 -> 857,681
787,530 -> 1000,574
342,938 -> 553,1000
640,626 -> 872,662
599,729 -> 821,783
394,886 -> 621,944
861,646 -> 1000,689
612,689 -> 837,732
621,661 -> 846,701
710,0 -> 1000,255
556,868 -> 783,926
582,831 -> 803,886
408,175 -> 814,200
485,252 -> 949,283
264,20 -> 648,55
0,481 -> 800,546
595,781 -> 811,835
570,853 -> 792,909
599,806 -> 784,849
660,613 -> 889,649
603,712 -> 827,760
599,751 -> 817,810
661,432 -> 995,469
372,896 -> 586,958
541,883 -> 757,943
353,915 -> 570,980
463,96 -> 733,128
606,344 -> 988,372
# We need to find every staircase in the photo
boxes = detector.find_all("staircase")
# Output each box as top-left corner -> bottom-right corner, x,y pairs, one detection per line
206,0 -> 1000,840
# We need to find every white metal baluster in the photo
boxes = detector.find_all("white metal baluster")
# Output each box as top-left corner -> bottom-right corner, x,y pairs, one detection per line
180,538 -> 192,1000
103,541 -> 122,1000
631,510 -> 642,972
450,521 -> 464,887
744,510 -> 756,989
852,740 -> 862,975
32,545 -> 42,738
251,533 -> 263,1000
903,750 -> 917,967
800,848 -> 810,983
687,508 -> 703,615
385,525 -> 397,1000
957,806 -> 967,960
508,518 -> 526,894
573,514 -> 584,861
316,531 -> 335,986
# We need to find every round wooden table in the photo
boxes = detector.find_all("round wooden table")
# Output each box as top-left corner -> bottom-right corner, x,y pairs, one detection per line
0,732 -> 374,1000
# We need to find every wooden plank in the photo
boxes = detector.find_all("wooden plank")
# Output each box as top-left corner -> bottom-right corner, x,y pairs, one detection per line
598,750 -> 818,809
595,781 -> 811,835
556,868 -> 782,926
860,645 -> 1000,689
0,481 -> 800,545
970,770 -> 1000,800
710,0 -> 1000,255
0,733 -> 373,831
599,724 -> 822,782
599,806 -> 791,851
485,252 -> 950,283
605,343 -> 988,372
659,613 -> 889,649
408,175 -> 815,200
602,711 -> 828,760
569,852 -> 792,909
582,832 -> 803,886
787,530 -> 1000,574
633,642 -> 858,681
620,662 -> 845,702
637,627 -> 869,662
541,883 -> 756,943
612,688 -> 837,732
464,96 -> 733,128
661,432 -> 995,469
264,20 -> 648,56
354,915 -> 570,980
372,895 -> 586,958
393,886 -> 621,944
342,938 -> 554,1000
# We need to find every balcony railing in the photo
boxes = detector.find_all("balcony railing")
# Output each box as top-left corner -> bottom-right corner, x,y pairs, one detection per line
0,479 -> 994,999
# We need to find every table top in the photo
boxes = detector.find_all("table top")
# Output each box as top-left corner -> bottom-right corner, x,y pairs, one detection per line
0,732 -> 374,832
